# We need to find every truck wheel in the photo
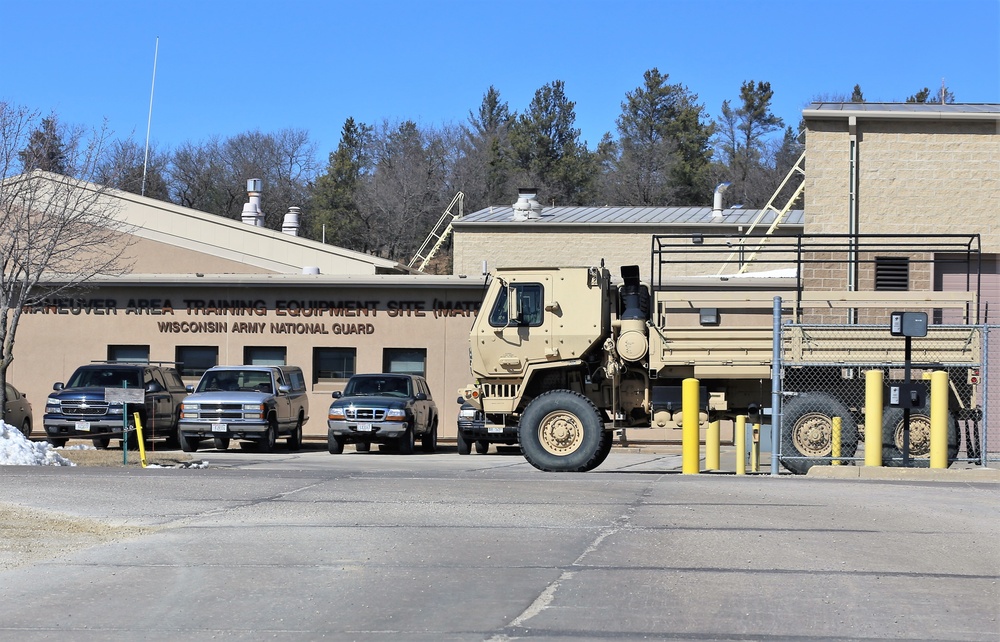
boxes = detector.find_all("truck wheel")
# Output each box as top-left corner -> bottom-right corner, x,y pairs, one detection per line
178,429 -> 199,453
475,439 -> 489,454
456,429 -> 472,455
259,421 -> 277,453
355,441 -> 370,452
328,434 -> 345,454
398,426 -> 415,455
288,417 -> 303,451
780,393 -> 857,475
213,436 -> 230,450
92,437 -> 111,450
882,404 -> 958,467
584,430 -> 614,472
518,390 -> 605,472
48,437 -> 68,448
421,422 -> 437,453
19,419 -> 31,439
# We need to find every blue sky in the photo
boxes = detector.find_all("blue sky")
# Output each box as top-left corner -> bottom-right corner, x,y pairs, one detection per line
2,0 -> 998,160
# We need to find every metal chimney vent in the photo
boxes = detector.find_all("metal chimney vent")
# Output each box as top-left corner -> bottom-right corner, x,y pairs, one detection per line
512,188 -> 543,221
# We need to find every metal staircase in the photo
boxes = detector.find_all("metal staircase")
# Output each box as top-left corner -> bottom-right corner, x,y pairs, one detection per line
716,151 -> 806,275
408,191 -> 465,273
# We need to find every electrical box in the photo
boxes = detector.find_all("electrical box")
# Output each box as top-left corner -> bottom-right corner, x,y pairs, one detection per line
887,381 -> 925,408
890,311 -> 928,337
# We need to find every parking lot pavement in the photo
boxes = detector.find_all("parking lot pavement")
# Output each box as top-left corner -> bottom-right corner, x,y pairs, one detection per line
1,449 -> 998,641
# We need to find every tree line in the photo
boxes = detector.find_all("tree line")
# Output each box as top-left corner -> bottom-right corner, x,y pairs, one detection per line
5,72 -> 953,269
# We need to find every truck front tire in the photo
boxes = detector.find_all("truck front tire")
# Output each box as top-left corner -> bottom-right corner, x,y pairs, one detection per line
519,390 -> 606,472
881,403 -> 958,467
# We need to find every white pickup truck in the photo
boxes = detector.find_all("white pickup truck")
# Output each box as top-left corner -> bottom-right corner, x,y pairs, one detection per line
178,365 -> 309,452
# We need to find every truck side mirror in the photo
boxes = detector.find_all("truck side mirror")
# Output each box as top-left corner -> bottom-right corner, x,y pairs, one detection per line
507,284 -> 520,326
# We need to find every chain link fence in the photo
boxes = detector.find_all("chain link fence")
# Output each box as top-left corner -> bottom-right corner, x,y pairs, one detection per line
776,321 -> 992,474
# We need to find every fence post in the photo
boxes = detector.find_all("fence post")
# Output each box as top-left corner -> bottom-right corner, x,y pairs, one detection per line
682,378 -> 700,474
771,296 -> 782,476
865,369 -> 884,467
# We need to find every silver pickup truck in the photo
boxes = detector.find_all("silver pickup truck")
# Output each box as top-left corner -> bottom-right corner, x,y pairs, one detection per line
178,365 -> 308,453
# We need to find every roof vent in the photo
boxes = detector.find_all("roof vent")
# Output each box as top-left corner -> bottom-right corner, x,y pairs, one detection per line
712,182 -> 730,222
512,188 -> 543,221
241,178 -> 265,227
302,266 -> 320,275
282,206 -> 300,236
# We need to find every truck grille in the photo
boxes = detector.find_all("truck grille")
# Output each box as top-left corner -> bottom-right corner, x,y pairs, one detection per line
191,403 -> 249,421
62,400 -> 111,416
345,407 -> 387,421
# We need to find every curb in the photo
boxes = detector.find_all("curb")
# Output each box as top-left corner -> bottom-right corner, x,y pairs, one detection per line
807,465 -> 1000,482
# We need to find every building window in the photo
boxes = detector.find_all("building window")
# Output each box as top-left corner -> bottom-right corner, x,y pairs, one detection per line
383,348 -> 426,377
313,347 -> 356,383
875,257 -> 910,291
488,283 -> 544,327
176,346 -> 218,378
245,346 -> 286,366
108,345 -> 149,363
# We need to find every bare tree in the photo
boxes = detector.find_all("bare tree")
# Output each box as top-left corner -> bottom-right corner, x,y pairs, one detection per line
0,102 -> 134,421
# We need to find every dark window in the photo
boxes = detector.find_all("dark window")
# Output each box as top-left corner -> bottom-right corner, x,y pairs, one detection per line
108,345 -> 149,363
383,348 -> 426,377
245,346 -> 286,366
313,348 -> 356,383
286,368 -> 306,392
176,346 -> 218,378
875,257 -> 910,291
489,283 -> 544,327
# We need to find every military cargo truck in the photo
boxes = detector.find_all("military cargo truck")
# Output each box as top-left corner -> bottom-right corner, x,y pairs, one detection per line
458,234 -> 983,473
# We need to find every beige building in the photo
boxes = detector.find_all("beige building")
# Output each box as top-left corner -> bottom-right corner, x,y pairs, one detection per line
9,174 -> 484,441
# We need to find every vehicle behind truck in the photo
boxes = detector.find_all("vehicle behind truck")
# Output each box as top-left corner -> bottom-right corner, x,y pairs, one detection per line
459,233 -> 983,473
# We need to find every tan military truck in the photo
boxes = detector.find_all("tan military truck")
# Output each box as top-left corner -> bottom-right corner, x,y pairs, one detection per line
458,234 -> 983,473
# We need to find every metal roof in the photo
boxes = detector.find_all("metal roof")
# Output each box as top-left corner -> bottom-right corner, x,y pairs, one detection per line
803,102 -> 1000,119
455,206 -> 804,227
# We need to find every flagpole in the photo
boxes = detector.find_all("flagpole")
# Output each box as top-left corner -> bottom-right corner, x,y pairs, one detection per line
141,37 -> 159,196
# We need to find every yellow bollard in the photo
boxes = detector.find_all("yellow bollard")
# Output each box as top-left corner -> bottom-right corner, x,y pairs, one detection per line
706,420 -> 720,471
682,378 -> 700,474
750,423 -> 760,473
930,371 -> 949,469
865,369 -> 884,467
832,416 -> 842,466
134,412 -> 148,468
735,416 -> 746,475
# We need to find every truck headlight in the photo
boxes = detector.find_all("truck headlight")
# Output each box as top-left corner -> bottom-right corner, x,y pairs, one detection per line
328,407 -> 346,420
243,403 -> 264,420
108,405 -> 124,415
386,408 -> 406,421
459,408 -> 478,420
45,397 -> 61,411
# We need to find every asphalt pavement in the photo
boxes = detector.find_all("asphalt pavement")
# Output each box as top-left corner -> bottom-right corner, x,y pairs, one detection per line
1,447 -> 998,641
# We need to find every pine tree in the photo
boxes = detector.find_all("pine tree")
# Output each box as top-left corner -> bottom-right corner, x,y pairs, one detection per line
306,118 -> 371,247
18,116 -> 68,174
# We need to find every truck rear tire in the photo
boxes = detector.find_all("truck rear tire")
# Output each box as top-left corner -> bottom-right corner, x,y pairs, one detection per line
881,404 -> 958,467
780,393 -> 857,474
518,390 -> 605,472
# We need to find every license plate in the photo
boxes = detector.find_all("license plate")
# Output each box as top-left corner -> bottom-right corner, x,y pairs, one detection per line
488,425 -> 503,433
357,423 -> 373,432
75,421 -> 91,432
211,422 -> 227,433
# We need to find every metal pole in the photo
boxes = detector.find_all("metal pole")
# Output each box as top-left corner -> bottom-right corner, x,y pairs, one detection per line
930,371 -> 949,469
771,296 -> 781,476
682,378 -> 700,474
865,369 -> 884,466
141,37 -> 159,197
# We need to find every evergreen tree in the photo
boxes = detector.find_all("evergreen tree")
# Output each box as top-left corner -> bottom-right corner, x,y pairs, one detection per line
851,84 -> 865,102
455,86 -> 515,209
713,80 -> 784,207
509,80 -> 596,205
906,85 -> 955,104
18,116 -> 68,174
306,117 -> 372,246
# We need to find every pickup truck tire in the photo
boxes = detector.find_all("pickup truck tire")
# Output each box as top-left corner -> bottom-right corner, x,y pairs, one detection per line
178,430 -> 199,453
583,430 -> 614,471
780,393 -> 857,474
259,421 -> 277,453
93,437 -> 111,450
355,441 -> 371,452
475,439 -> 489,454
288,417 -> 303,451
420,422 -> 437,453
48,437 -> 68,448
456,429 -> 472,455
213,436 -> 230,450
328,435 -> 345,454
398,426 -> 415,455
881,404 -> 958,467
519,390 -> 606,473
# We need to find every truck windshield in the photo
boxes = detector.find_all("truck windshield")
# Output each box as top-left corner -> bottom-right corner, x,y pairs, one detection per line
67,368 -> 142,389
197,370 -> 274,393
